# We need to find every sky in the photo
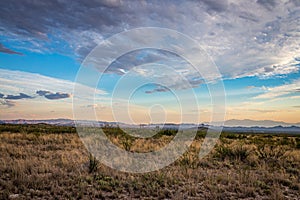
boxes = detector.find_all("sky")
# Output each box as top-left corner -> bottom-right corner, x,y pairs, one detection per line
0,0 -> 299,124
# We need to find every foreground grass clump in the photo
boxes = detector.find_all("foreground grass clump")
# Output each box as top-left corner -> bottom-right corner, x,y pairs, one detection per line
214,144 -> 250,162
0,124 -> 299,199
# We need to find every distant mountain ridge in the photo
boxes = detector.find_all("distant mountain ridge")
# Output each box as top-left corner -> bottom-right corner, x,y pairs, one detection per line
0,119 -> 75,126
1,119 -> 300,134
224,119 -> 300,127
1,118 -> 300,128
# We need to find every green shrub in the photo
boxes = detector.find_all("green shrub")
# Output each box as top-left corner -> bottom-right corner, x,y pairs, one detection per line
222,133 -> 247,139
121,137 -> 133,151
0,124 -> 77,134
255,145 -> 285,166
153,129 -> 177,138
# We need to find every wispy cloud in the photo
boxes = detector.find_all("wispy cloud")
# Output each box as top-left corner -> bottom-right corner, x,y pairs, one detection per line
145,85 -> 171,94
246,86 -> 256,90
0,69 -> 106,98
254,79 -> 300,99
0,43 -> 23,55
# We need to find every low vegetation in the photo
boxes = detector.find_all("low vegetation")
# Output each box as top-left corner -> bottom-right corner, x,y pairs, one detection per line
0,124 -> 299,199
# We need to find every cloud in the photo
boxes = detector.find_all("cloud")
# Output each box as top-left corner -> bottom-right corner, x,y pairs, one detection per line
36,90 -> 50,96
0,69 -> 106,102
247,108 -> 276,113
5,93 -> 32,100
108,49 -> 179,75
44,92 -> 71,100
257,0 -> 277,11
36,90 -> 71,100
0,0 -> 299,83
246,86 -> 256,90
145,85 -> 171,94
0,69 -> 109,120
0,43 -> 23,55
254,79 -> 300,99
0,99 -> 15,107
86,104 -> 98,108
201,0 -> 228,12
0,91 -> 31,107
106,49 -> 205,91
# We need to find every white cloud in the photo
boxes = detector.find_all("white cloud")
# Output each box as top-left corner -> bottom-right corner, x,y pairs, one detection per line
0,69 -> 106,101
254,78 -> 300,99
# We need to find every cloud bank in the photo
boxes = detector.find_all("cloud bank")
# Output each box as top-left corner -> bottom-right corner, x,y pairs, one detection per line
0,0 -> 299,87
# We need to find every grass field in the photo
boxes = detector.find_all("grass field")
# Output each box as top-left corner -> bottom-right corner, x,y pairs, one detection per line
0,124 -> 299,199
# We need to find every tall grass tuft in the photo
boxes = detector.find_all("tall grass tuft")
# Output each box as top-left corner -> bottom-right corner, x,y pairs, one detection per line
214,144 -> 249,161
89,153 -> 98,173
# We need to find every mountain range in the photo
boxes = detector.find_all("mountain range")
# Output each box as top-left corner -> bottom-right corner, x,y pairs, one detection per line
223,119 -> 300,127
1,118 -> 300,134
1,118 -> 300,127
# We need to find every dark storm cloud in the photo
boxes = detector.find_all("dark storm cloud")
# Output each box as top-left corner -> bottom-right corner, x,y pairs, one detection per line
5,93 -> 33,100
0,43 -> 23,55
36,90 -> 71,100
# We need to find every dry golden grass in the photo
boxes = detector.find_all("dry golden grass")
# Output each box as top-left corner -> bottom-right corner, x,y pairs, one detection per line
0,125 -> 299,199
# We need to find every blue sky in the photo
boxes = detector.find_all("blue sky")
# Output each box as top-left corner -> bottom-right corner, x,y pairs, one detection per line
0,0 -> 299,123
